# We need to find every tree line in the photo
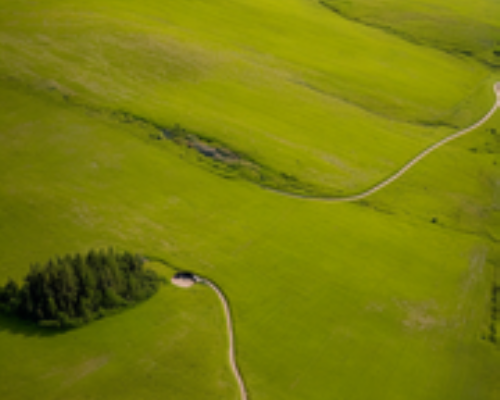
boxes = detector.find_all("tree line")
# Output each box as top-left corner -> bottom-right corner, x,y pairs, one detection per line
0,249 -> 164,328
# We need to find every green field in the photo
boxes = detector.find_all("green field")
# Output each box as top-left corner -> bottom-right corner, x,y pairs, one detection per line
0,0 -> 499,399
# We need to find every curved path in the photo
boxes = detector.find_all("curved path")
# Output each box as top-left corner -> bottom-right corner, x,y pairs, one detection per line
146,257 -> 248,398
271,82 -> 500,202
176,83 -> 500,400
198,277 -> 248,400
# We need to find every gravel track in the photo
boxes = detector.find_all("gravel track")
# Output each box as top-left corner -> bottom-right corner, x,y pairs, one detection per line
271,83 -> 500,202
200,277 -> 248,400
186,83 -> 500,400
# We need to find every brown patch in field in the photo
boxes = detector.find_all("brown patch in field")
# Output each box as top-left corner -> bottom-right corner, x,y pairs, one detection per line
462,246 -> 488,295
64,355 -> 109,387
396,300 -> 444,331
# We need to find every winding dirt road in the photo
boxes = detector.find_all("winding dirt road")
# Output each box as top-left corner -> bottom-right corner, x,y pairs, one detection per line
199,277 -> 248,400
186,83 -> 500,400
272,83 -> 500,202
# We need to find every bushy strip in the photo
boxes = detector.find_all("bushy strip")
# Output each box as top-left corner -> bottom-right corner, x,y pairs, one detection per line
0,77 -> 339,199
0,249 -> 164,329
319,0 -> 500,68
488,284 -> 499,343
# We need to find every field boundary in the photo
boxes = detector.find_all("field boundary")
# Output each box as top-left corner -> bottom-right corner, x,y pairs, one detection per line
268,83 -> 500,202
318,1 -> 500,68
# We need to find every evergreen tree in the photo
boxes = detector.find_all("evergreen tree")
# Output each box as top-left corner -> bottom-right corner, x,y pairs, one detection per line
0,248 -> 164,328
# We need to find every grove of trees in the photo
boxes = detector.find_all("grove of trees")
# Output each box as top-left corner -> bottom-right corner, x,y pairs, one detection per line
0,249 -> 164,328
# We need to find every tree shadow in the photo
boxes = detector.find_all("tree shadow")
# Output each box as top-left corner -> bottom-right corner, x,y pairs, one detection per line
144,255 -> 181,273
0,313 -> 68,338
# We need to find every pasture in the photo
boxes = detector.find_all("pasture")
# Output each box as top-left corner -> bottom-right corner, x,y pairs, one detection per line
0,0 -> 499,399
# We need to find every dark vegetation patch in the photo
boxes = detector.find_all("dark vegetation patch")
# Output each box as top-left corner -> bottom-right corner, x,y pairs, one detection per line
483,261 -> 500,345
0,75 -> 335,198
0,249 -> 164,329
486,283 -> 499,343
319,0 -> 500,68
115,112 -> 331,197
469,128 -> 500,154
294,79 -> 456,128
356,199 -> 395,215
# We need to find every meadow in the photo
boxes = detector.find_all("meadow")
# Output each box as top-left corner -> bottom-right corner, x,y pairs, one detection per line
320,0 -> 500,67
0,0 -> 499,399
0,0 -> 495,194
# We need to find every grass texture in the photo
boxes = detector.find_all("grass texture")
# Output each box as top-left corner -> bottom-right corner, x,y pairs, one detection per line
0,1 -> 499,399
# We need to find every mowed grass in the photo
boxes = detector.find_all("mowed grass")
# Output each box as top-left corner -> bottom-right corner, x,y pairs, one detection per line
1,0 -> 500,399
0,0 -> 496,194
0,78 -> 499,400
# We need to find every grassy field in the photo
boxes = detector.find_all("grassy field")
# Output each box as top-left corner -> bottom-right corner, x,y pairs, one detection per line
320,0 -> 500,67
0,0 -> 497,194
0,0 -> 499,399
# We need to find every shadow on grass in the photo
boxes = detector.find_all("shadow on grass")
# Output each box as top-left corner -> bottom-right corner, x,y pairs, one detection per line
145,255 -> 181,273
0,313 -> 68,338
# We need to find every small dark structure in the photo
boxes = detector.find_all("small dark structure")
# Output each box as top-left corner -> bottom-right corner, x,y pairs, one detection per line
171,272 -> 198,288
174,272 -> 196,280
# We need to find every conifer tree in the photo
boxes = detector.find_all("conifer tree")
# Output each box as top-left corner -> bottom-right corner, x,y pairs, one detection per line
0,248 -> 164,328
